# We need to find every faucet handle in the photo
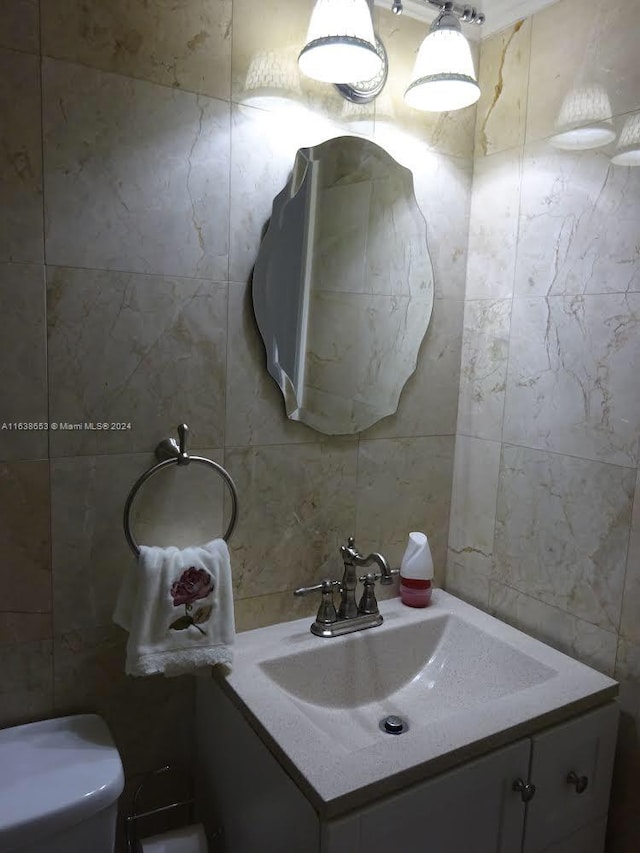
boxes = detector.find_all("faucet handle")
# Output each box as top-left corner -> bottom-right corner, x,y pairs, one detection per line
294,579 -> 340,596
294,579 -> 340,626
358,572 -> 379,615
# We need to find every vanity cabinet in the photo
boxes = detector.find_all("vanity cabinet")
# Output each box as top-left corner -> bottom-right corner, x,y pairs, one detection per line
195,677 -> 618,853
524,703 -> 618,853
328,703 -> 618,853
326,739 -> 530,853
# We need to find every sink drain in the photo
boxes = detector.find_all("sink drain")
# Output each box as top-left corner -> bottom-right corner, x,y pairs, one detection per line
379,715 -> 408,735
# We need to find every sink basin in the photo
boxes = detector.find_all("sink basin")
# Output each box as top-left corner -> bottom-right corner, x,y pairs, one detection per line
208,590 -> 617,816
260,613 -> 555,749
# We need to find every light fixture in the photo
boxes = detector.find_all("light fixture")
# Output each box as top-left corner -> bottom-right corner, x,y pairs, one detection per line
335,35 -> 388,104
549,84 -> 616,151
611,113 -> 640,166
403,2 -> 482,113
298,0 -> 383,84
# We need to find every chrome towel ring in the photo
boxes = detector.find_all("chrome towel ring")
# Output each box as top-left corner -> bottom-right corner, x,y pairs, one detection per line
123,423 -> 239,556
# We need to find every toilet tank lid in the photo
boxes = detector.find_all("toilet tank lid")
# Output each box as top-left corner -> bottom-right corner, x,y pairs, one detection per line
0,714 -> 124,851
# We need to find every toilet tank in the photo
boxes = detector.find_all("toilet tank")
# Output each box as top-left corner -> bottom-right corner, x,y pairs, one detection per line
0,715 -> 124,853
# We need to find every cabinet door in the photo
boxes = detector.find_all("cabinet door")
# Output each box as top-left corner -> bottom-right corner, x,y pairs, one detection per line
523,703 -> 619,853
537,818 -> 607,853
356,739 -> 530,853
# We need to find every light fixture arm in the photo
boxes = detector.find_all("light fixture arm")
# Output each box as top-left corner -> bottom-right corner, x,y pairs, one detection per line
392,0 -> 485,25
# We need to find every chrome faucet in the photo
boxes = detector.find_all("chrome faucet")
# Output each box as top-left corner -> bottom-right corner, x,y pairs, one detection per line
294,537 -> 398,638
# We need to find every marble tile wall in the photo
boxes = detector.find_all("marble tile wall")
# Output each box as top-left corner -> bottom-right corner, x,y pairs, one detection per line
0,0 -> 472,817
448,0 -> 640,847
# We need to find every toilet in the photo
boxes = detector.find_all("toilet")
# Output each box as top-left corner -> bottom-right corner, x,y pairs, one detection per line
0,714 -> 124,853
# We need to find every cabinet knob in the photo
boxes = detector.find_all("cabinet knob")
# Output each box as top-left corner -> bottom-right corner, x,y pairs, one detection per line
512,777 -> 536,803
566,771 -> 589,794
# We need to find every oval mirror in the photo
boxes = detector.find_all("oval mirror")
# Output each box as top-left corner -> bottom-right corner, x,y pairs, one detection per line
252,136 -> 434,435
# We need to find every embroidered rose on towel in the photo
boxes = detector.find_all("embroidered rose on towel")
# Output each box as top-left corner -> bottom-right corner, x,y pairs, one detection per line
169,567 -> 214,635
170,567 -> 213,606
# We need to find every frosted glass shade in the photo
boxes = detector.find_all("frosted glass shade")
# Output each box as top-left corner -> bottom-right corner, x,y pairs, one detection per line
611,113 -> 640,166
550,84 -> 616,150
404,27 -> 480,112
298,0 -> 382,83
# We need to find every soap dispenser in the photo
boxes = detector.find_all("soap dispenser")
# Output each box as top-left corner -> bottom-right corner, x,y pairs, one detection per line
399,531 -> 433,608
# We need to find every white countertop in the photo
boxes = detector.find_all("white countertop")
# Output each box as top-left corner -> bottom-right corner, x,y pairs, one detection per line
215,590 -> 617,817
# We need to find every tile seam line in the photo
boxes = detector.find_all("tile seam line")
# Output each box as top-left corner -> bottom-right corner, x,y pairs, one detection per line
614,473 -> 638,647
490,579 -> 621,640
39,0 -> 56,707
454,435 -> 638,472
44,262 -> 230,286
40,51 -> 233,105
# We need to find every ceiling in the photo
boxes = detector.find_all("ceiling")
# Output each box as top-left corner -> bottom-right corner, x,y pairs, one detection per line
374,0 -> 560,38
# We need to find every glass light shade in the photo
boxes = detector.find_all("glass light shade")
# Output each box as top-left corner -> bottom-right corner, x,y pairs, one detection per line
404,26 -> 480,112
550,84 -> 616,151
298,0 -> 382,84
611,113 -> 640,166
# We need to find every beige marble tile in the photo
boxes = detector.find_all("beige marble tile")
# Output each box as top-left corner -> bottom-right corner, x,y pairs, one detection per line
419,170 -> 471,303
620,470 -> 640,645
526,0 -> 640,145
475,20 -> 531,157
494,445 -> 635,632
616,637 -> 640,685
0,0 -> 39,53
376,6 -> 476,159
231,0 -> 307,102
47,267 -> 227,456
615,680 -> 640,729
0,461 -> 50,613
43,58 -> 230,279
465,147 -> 521,300
0,639 -> 53,728
445,559 -> 490,610
0,48 -> 43,264
371,132 -> 472,302
362,298 -> 463,440
51,453 -> 150,633
225,281 -> 318,446
130,447 -> 226,549
489,582 -> 618,675
456,298 -> 511,441
503,294 -> 640,467
375,576 -> 401,605
515,142 -> 640,297
355,436 -> 455,586
448,435 -> 501,577
224,441 -> 358,597
53,625 -> 193,776
0,264 -> 47,461
41,0 -> 232,100
0,613 -> 52,645
234,589 -> 317,632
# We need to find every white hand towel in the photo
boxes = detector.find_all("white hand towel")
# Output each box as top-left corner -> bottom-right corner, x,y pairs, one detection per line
114,539 -> 235,677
